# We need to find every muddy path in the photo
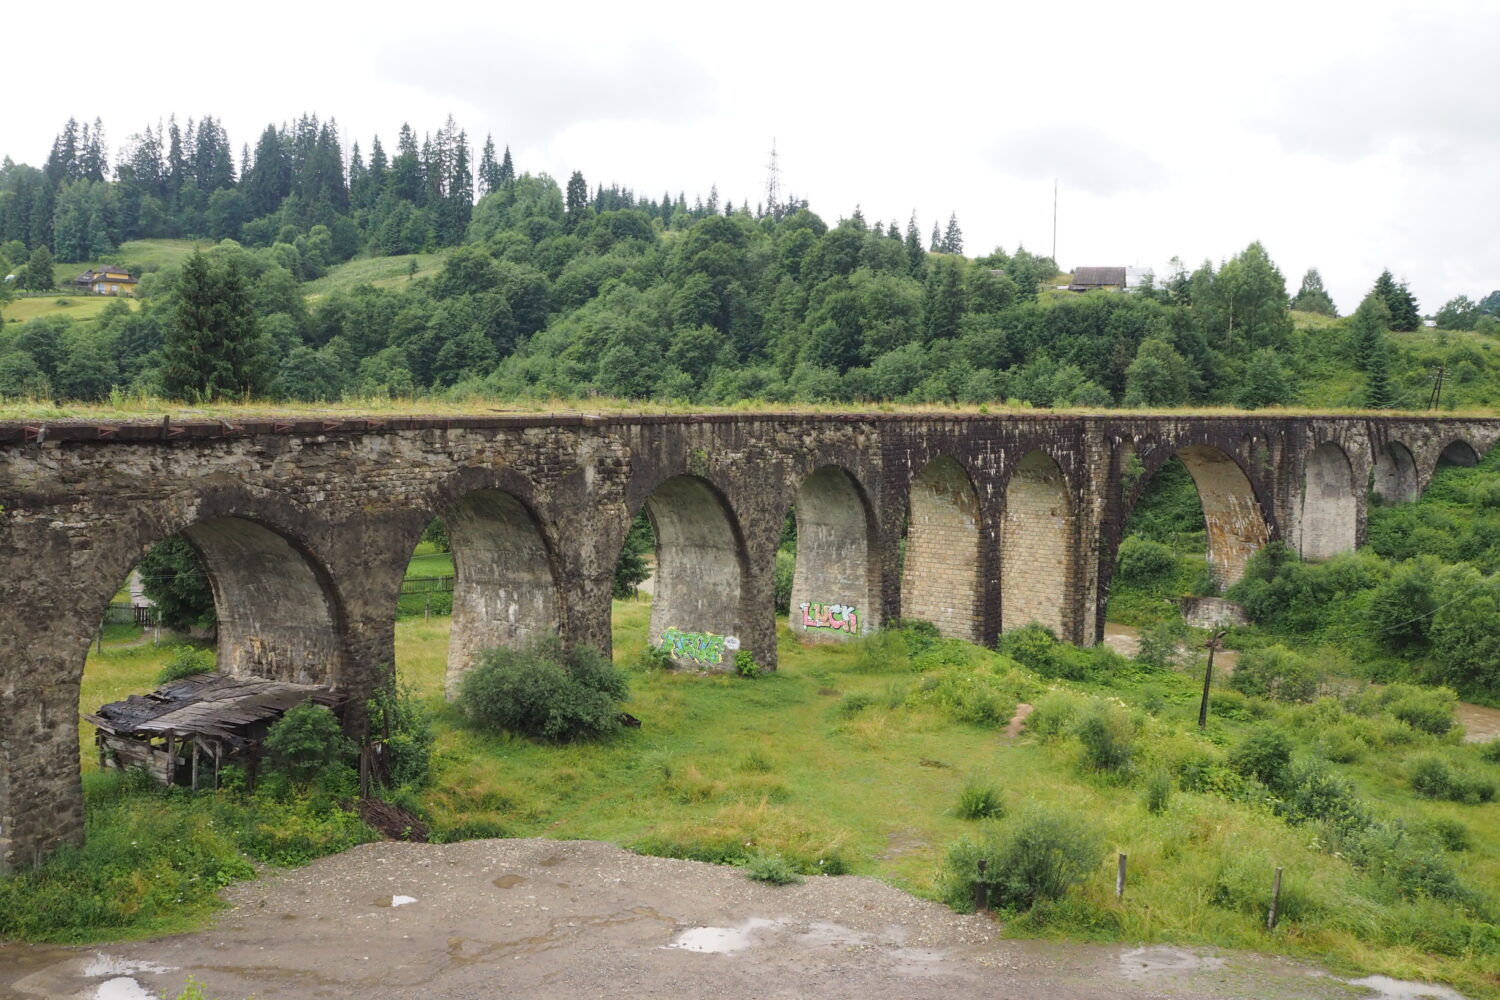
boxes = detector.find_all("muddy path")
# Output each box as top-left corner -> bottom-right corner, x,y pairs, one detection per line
0,839 -> 1463,1000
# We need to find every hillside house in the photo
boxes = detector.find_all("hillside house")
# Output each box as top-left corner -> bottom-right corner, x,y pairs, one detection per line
75,266 -> 137,296
1067,266 -> 1127,292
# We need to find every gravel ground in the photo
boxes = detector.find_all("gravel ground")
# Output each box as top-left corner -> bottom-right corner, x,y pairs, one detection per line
0,838 -> 1431,1000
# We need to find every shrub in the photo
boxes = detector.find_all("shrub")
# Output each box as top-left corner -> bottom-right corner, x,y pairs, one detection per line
773,549 -> 795,614
735,650 -> 761,679
1074,703 -> 1135,774
853,628 -> 911,672
367,683 -> 434,789
1480,738 -> 1500,764
635,644 -> 672,671
1117,535 -> 1178,584
743,851 -> 804,885
913,669 -> 1016,726
1280,759 -> 1369,830
263,702 -> 353,790
943,809 -> 1104,912
1229,645 -> 1321,702
459,636 -> 628,742
1024,690 -> 1085,739
1228,727 -> 1292,789
955,779 -> 1005,820
156,644 -> 215,684
1428,817 -> 1472,852
1345,821 -> 1470,902
836,691 -> 876,718
1144,769 -> 1173,814
1409,753 -> 1497,804
1136,618 -> 1187,670
1382,685 -> 1457,737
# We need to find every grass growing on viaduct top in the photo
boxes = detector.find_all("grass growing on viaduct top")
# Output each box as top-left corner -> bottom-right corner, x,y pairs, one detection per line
0,393 -> 1488,424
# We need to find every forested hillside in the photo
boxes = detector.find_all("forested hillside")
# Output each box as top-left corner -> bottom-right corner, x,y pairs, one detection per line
1,113 -> 1498,409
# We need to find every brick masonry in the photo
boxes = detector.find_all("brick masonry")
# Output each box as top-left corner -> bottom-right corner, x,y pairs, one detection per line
0,411 -> 1496,871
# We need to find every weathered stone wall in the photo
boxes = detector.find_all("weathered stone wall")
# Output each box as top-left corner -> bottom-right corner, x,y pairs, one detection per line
0,410 -> 1496,872
901,457 -> 983,642
789,466 -> 879,641
1000,451 -> 1074,635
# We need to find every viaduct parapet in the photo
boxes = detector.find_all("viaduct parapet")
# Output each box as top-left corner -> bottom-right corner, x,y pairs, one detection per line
1,411 -> 1496,870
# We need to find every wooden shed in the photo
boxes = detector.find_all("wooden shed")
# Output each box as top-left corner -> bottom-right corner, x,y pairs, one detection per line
1067,266 -> 1128,292
83,672 -> 343,790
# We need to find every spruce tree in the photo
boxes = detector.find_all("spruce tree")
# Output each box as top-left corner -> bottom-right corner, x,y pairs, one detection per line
929,220 -> 942,252
478,134 -> 499,196
161,251 -> 265,401
1372,268 -> 1420,331
942,212 -> 963,254
498,145 -> 515,187
904,212 -> 925,276
1290,267 -> 1337,316
565,170 -> 589,229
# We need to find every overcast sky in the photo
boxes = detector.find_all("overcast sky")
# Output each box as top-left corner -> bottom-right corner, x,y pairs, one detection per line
5,0 -> 1496,315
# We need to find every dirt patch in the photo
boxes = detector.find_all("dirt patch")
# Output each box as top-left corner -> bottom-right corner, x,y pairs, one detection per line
0,839 -> 1417,1000
1004,703 -> 1034,739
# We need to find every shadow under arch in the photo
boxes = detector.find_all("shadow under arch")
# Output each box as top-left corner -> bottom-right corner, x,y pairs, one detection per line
1372,440 -> 1419,504
1437,439 -> 1480,470
639,474 -> 751,669
1001,450 -> 1075,635
441,488 -> 562,697
1300,441 -> 1357,561
902,455 -> 982,642
788,465 -> 881,640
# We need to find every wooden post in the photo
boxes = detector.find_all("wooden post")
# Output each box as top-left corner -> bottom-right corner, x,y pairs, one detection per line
213,742 -> 221,790
96,625 -> 103,654
974,859 -> 989,913
190,738 -> 199,791
1116,853 -> 1127,900
1198,630 -> 1227,729
165,735 -> 176,785
1267,867 -> 1283,929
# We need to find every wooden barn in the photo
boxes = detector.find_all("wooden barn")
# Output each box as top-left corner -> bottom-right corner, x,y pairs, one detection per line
82,672 -> 342,790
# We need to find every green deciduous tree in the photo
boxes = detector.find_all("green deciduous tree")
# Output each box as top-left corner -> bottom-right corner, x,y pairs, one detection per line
1123,337 -> 1192,407
138,537 -> 215,631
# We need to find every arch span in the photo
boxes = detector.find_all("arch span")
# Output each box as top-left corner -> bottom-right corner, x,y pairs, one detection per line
1438,439 -> 1480,469
1372,441 -> 1419,504
902,456 -> 982,642
644,475 -> 749,669
1300,442 -> 1357,560
181,516 -> 348,687
443,490 -> 561,696
1001,450 -> 1074,635
1173,445 -> 1271,587
790,466 -> 879,640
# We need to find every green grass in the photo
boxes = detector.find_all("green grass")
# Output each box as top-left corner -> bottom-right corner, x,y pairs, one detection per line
302,253 -> 444,301
48,238 -> 203,287
50,608 -> 1500,996
1,294 -> 137,325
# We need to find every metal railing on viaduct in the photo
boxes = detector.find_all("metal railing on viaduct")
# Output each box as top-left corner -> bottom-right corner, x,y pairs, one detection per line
1,410 -> 1497,870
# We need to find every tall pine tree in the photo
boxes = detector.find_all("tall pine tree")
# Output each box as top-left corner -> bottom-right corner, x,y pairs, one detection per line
162,251 -> 266,401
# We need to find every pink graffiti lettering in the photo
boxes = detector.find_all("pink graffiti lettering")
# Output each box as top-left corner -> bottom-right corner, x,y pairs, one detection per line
799,602 -> 859,633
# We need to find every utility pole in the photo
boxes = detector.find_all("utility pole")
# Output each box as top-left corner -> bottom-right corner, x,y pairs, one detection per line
1052,177 -> 1058,265
1427,365 -> 1446,410
1198,630 -> 1227,729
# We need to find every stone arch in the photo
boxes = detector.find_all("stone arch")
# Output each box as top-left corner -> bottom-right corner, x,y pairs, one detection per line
1372,441 -> 1419,504
1300,442 -> 1357,560
442,490 -> 562,696
1438,439 -> 1480,469
178,516 -> 348,687
1001,450 -> 1075,635
642,474 -> 750,669
902,456 -> 982,642
789,466 -> 880,640
1171,445 -> 1271,587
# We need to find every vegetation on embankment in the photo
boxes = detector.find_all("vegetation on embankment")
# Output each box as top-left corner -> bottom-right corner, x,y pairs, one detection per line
4,602 -> 1499,997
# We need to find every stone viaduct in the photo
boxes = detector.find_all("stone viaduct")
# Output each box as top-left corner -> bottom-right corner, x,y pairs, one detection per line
1,411 -> 1496,871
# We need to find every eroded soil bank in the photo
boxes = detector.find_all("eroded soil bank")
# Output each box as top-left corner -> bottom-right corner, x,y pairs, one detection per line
0,838 -> 1460,1000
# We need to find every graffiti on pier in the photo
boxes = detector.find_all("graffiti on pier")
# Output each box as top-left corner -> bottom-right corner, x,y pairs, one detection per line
800,602 -> 859,633
660,626 -> 729,665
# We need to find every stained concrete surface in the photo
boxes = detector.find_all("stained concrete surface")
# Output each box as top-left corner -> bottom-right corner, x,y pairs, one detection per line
0,838 -> 1440,1000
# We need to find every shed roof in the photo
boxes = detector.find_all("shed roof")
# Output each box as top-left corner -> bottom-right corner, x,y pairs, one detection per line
82,672 -> 340,744
1071,266 -> 1127,287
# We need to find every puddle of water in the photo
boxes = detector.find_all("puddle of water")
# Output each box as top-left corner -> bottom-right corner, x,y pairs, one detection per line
1346,974 -> 1467,1000
392,895 -> 417,907
494,874 -> 527,888
537,855 -> 564,867
667,918 -> 777,954
95,978 -> 159,1000
1117,945 -> 1226,981
84,956 -> 174,977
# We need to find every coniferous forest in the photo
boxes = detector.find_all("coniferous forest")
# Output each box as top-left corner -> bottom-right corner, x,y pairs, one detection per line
1,112 -> 1497,410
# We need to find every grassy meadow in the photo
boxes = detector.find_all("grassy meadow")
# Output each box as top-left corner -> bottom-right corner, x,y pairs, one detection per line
301,252 -> 444,301
44,600 -> 1500,996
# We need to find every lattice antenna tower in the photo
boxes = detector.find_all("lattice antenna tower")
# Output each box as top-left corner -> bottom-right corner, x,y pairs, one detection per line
765,138 -> 782,220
